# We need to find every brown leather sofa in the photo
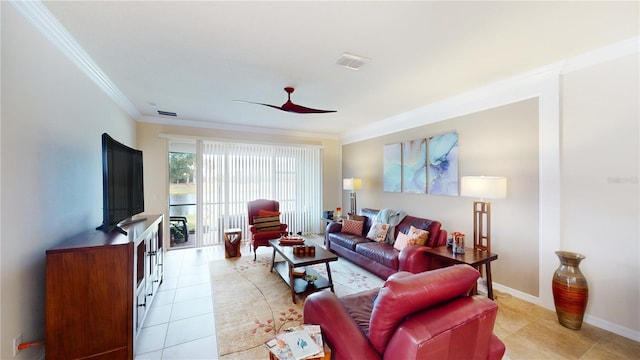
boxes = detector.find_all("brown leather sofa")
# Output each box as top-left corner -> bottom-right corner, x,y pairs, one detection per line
326,208 -> 447,279
304,265 -> 506,360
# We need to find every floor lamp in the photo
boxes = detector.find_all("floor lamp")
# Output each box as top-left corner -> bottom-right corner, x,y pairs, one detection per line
460,176 -> 507,253
343,178 -> 362,215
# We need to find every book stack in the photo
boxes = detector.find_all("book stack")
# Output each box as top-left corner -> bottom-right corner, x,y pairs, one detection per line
265,325 -> 326,360
292,267 -> 306,278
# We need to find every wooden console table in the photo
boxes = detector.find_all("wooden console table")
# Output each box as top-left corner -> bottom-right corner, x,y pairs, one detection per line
45,215 -> 164,359
425,246 -> 498,300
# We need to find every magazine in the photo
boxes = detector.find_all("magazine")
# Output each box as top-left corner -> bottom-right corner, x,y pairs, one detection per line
265,325 -> 324,360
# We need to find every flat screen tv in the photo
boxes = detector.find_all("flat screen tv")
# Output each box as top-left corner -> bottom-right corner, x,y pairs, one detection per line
97,133 -> 145,234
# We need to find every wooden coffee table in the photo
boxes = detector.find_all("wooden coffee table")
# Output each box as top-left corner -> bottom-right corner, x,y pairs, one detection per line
269,238 -> 338,304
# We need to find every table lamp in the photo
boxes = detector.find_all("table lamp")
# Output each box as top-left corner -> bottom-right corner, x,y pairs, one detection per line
343,178 -> 362,215
460,176 -> 507,253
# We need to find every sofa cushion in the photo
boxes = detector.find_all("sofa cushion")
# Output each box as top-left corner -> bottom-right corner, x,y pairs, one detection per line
252,215 -> 281,231
329,233 -> 371,252
395,215 -> 440,247
408,226 -> 429,246
348,213 -> 366,222
338,288 -> 379,337
355,242 -> 399,269
342,218 -> 364,236
359,208 -> 379,235
393,232 -> 415,251
367,221 -> 390,243
258,209 -> 280,216
368,266 -> 481,354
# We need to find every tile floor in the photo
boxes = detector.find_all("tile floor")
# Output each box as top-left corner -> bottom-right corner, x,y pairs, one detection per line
494,291 -> 640,359
135,242 -> 640,360
135,245 -> 222,359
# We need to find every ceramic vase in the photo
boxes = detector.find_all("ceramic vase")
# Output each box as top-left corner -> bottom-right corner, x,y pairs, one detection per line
552,251 -> 588,330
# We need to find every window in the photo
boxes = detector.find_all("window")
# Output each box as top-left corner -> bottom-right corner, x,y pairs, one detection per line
200,141 -> 322,246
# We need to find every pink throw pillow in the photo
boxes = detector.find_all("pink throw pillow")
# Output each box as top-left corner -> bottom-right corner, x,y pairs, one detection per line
342,219 -> 364,236
393,232 -> 416,251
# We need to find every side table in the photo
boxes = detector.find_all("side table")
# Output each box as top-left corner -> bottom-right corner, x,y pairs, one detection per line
224,228 -> 242,258
424,246 -> 498,300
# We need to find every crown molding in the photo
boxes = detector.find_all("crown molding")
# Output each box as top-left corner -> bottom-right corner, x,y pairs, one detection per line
340,35 -> 639,145
139,115 -> 339,141
561,36 -> 639,74
9,0 -> 140,119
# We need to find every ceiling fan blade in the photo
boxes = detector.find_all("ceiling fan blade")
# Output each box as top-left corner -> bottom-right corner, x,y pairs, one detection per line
280,101 -> 336,114
232,99 -> 283,111
233,87 -> 337,114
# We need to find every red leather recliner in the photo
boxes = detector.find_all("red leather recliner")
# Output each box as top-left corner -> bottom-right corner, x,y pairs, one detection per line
303,265 -> 505,360
247,199 -> 288,260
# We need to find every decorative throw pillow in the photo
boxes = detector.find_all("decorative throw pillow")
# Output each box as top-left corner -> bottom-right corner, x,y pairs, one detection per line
341,219 -> 364,236
367,222 -> 390,243
348,213 -> 366,222
393,232 -> 416,251
408,225 -> 429,246
258,209 -> 280,216
253,215 -> 281,231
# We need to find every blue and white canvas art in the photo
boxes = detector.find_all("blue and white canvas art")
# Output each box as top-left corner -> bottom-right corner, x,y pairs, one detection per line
428,132 -> 459,196
383,143 -> 402,192
402,139 -> 427,193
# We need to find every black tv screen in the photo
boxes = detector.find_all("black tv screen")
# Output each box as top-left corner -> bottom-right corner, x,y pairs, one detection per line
98,133 -> 144,233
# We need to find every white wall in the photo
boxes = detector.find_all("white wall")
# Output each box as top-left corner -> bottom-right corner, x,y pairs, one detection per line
561,53 -> 639,337
342,99 -> 540,295
0,4 -> 136,358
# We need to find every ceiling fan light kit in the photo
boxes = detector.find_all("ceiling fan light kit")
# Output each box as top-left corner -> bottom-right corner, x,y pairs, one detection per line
234,87 -> 336,114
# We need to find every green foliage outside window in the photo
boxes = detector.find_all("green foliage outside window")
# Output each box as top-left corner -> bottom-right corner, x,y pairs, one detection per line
169,152 -> 195,184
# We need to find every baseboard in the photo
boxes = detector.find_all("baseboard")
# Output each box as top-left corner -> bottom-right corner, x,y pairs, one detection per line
583,314 -> 640,342
493,282 -> 546,308
493,282 -> 640,342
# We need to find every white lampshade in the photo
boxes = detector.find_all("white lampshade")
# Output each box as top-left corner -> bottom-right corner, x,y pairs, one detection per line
460,176 -> 507,199
343,178 -> 362,191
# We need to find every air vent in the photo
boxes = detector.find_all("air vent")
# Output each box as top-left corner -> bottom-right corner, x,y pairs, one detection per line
157,110 -> 177,117
336,52 -> 370,70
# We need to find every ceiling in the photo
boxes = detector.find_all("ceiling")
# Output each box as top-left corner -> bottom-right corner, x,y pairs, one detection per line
41,1 -> 638,138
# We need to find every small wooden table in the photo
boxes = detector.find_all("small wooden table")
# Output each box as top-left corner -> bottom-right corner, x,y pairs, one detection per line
425,246 -> 498,300
269,238 -> 338,304
224,228 -> 242,258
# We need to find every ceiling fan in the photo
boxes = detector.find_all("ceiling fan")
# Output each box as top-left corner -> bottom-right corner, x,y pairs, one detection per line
233,87 -> 336,114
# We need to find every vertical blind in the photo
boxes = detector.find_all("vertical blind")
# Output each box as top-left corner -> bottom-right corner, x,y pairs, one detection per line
199,141 -> 322,246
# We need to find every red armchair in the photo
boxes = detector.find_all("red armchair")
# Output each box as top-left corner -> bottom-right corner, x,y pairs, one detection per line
247,199 -> 288,260
303,265 -> 505,360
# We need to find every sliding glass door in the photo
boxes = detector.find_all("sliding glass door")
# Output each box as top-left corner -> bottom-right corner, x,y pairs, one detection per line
168,142 -> 197,249
169,139 -> 323,249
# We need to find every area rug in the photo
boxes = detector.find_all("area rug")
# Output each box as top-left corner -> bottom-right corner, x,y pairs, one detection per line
209,235 -> 383,359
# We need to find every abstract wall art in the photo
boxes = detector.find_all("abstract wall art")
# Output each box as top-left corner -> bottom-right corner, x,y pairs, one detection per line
383,143 -> 402,192
402,138 -> 427,193
428,132 -> 459,196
